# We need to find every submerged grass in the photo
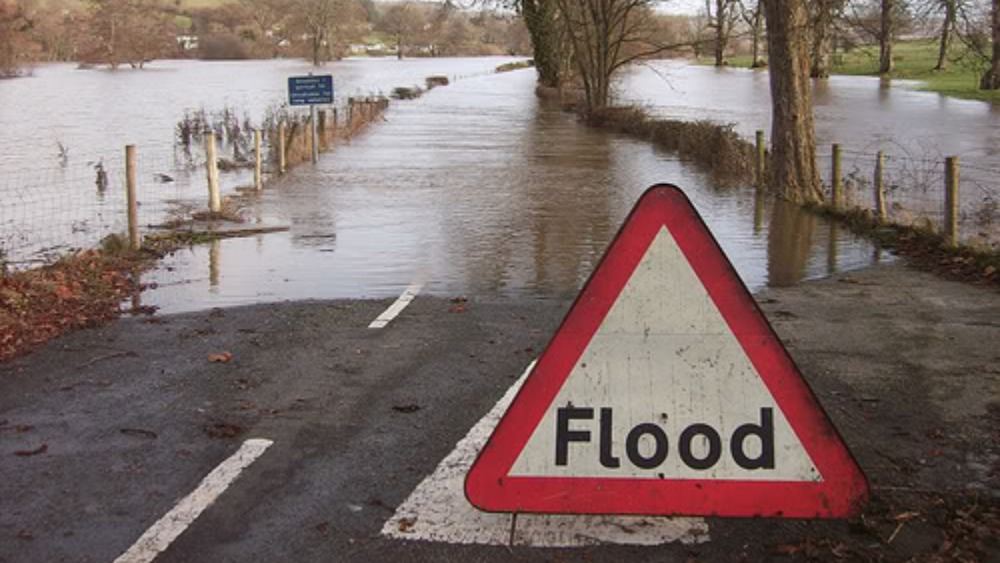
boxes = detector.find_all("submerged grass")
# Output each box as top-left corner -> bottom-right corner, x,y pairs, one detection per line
706,40 -> 1000,104
809,203 -> 1000,286
496,60 -> 534,73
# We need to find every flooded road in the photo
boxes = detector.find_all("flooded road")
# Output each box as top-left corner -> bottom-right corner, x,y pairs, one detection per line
143,69 -> 882,313
5,58 -> 999,312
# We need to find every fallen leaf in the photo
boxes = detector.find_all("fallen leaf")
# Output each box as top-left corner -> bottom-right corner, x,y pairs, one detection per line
773,543 -> 803,555
397,517 -> 417,533
16,530 -> 33,540
203,421 -> 243,439
120,428 -> 158,440
14,444 -> 48,457
208,352 -> 233,363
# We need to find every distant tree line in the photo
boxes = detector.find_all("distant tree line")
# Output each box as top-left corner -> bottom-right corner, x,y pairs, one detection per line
0,0 -> 533,74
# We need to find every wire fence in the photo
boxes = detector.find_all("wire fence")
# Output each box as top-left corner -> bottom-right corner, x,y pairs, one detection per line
813,143 -> 1000,249
0,96 -> 390,271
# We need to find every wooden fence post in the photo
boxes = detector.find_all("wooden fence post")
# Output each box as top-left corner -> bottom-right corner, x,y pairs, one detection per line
831,144 -> 842,210
944,156 -> 959,247
755,130 -> 766,189
874,151 -> 886,221
205,132 -> 221,213
278,121 -> 287,175
125,145 -> 140,251
254,129 -> 263,191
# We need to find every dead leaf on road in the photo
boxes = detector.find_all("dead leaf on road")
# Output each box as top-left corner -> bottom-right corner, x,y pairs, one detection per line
14,444 -> 47,457
120,428 -> 158,440
397,517 -> 417,533
208,352 -> 233,363
204,421 -> 243,439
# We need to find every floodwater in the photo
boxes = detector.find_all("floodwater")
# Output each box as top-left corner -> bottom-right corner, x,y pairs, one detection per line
620,62 -> 1000,217
3,58 -> 998,313
141,69 -> 883,313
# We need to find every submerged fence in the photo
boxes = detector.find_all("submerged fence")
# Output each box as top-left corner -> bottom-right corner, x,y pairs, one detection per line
753,131 -> 1000,250
0,96 -> 390,270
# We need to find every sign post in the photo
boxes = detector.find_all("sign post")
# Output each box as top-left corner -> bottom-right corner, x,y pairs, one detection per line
287,74 -> 334,164
465,185 -> 869,519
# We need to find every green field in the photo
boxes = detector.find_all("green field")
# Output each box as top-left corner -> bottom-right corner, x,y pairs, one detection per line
703,39 -> 1000,104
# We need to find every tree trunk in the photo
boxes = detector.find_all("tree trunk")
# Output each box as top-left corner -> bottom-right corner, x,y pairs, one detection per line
935,0 -> 955,71
311,32 -> 321,66
521,0 -> 563,87
762,0 -> 823,204
878,0 -> 894,75
714,0 -> 727,66
396,32 -> 403,60
981,0 -> 999,89
810,0 -> 835,78
750,7 -> 764,68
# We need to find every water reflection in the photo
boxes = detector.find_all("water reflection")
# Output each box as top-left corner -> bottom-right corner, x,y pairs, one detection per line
767,200 -> 818,286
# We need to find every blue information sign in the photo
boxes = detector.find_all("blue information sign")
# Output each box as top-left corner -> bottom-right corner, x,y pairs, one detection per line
288,75 -> 334,106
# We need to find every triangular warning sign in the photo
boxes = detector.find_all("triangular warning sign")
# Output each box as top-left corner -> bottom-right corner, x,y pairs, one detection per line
465,185 -> 868,518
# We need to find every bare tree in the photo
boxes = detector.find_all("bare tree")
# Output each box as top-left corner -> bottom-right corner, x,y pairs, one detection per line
83,0 -> 175,69
809,0 -> 844,77
738,0 -> 766,67
705,0 -> 739,66
294,0 -> 344,65
935,0 -> 958,70
237,0 -> 293,58
381,2 -> 424,59
762,0 -> 823,203
554,0 -> 681,112
878,0 -> 895,74
0,0 -> 36,77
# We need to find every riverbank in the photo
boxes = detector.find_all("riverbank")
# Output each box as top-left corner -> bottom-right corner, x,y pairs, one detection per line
0,262 -> 996,560
701,40 -> 1000,104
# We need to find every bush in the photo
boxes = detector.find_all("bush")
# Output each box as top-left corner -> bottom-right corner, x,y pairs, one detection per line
199,34 -> 251,60
587,107 -> 754,181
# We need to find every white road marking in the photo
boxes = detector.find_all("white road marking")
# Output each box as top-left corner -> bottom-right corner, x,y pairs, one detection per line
114,438 -> 274,563
368,283 -> 423,329
381,362 -> 709,547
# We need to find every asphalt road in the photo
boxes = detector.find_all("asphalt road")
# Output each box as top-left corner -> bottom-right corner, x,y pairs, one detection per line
1,264 -> 998,562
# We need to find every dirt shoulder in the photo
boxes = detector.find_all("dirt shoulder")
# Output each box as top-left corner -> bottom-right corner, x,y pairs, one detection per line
750,263 -> 1000,561
0,262 -> 997,562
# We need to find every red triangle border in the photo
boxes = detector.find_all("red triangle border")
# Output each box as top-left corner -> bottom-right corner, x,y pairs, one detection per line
465,184 -> 869,518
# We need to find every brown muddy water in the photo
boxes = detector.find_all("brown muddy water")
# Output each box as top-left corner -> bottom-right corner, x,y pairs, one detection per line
5,59 -> 998,313
141,69 -> 885,313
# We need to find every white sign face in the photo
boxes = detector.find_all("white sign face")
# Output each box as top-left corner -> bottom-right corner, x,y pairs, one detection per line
509,227 -> 820,482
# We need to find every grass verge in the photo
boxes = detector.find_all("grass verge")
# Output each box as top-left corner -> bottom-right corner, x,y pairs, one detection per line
701,40 -> 1000,104
586,106 -> 755,182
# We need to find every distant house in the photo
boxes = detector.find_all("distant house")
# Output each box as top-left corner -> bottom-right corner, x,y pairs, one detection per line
176,35 -> 199,51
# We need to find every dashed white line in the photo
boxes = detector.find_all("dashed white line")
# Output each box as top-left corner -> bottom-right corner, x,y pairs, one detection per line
381,362 -> 708,547
114,438 -> 274,563
368,283 -> 423,329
